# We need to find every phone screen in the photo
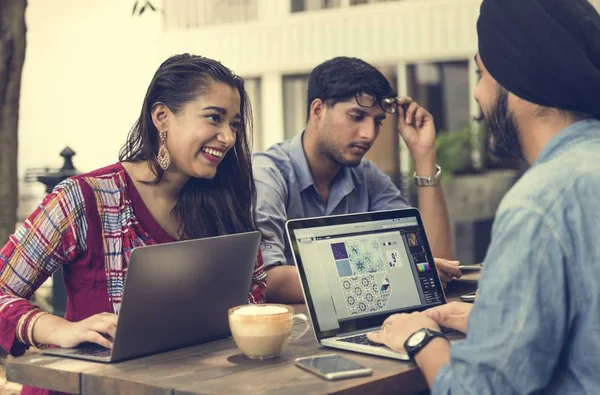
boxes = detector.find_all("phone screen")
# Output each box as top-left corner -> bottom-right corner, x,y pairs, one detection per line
297,355 -> 366,374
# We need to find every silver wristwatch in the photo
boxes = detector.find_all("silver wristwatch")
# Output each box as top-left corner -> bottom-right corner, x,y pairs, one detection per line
414,164 -> 442,187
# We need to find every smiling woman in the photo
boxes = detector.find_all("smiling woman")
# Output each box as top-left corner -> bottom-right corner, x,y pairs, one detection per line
0,54 -> 267,395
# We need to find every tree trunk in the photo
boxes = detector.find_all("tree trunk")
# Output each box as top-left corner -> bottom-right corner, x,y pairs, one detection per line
0,0 -> 27,245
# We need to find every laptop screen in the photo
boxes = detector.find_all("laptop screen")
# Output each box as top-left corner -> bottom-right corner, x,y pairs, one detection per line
287,209 -> 446,338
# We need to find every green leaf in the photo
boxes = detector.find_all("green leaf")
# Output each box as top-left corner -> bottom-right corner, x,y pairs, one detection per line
434,124 -> 484,184
132,1 -> 138,15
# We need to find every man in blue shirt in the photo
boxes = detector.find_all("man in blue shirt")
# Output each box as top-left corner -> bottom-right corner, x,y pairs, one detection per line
253,57 -> 458,303
368,0 -> 600,393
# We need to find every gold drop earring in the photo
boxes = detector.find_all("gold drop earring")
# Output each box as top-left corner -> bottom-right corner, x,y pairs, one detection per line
157,130 -> 171,170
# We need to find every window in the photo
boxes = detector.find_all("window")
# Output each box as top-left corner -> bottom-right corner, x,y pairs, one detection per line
163,0 -> 258,29
244,78 -> 263,152
291,0 -> 342,13
407,61 -> 470,134
282,75 -> 310,139
350,0 -> 401,5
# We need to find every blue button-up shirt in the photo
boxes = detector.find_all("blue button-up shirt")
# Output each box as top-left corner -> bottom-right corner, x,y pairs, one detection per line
253,132 -> 410,269
434,119 -> 600,394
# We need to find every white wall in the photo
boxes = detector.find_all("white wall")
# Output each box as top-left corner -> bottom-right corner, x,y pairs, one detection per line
19,0 -> 164,177
19,0 -> 483,174
160,0 -> 482,153
17,0 -> 485,214
161,0 -> 481,75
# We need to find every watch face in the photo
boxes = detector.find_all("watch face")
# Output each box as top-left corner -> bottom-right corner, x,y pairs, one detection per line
407,330 -> 426,347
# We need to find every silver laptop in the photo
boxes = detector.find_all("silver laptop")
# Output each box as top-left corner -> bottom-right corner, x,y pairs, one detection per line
43,231 -> 261,362
286,209 -> 463,361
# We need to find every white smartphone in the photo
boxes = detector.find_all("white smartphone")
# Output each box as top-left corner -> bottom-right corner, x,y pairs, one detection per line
295,354 -> 373,381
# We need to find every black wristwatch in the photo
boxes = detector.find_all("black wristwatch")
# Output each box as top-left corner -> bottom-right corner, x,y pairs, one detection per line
404,328 -> 448,360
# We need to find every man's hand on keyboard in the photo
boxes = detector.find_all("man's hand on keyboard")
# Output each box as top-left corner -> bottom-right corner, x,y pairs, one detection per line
424,302 -> 472,334
367,312 -> 440,353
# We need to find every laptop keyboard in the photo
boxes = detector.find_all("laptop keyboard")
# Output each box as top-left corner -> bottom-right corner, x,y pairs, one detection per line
338,326 -> 459,347
337,334 -> 385,347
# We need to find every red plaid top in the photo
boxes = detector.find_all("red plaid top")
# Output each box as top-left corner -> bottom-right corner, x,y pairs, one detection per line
0,163 -> 266,394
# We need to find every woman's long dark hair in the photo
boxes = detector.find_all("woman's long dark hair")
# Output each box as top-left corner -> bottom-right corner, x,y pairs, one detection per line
119,54 -> 258,239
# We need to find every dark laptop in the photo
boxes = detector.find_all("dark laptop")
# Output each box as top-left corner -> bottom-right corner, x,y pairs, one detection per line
43,231 -> 261,362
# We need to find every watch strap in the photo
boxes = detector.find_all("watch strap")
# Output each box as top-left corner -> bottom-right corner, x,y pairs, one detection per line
414,164 -> 442,187
404,328 -> 447,360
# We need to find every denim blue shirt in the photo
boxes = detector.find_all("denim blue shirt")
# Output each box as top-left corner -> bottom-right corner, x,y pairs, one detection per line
434,119 -> 600,394
253,133 -> 409,269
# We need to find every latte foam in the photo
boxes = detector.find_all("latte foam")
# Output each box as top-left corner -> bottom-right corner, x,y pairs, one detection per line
232,305 -> 289,316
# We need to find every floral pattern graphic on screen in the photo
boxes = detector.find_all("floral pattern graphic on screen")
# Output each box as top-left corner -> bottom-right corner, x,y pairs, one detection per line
340,275 -> 392,316
331,240 -> 391,316
332,239 -> 385,274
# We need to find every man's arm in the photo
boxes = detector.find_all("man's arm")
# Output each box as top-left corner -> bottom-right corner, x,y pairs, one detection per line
429,206 -> 569,394
416,339 -> 451,388
252,155 -> 303,303
265,265 -> 303,303
367,159 -> 454,259
414,157 -> 454,259
370,205 -> 569,394
366,311 -> 451,388
391,98 -> 454,259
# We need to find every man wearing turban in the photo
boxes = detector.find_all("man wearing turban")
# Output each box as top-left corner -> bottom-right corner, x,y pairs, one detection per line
367,0 -> 600,393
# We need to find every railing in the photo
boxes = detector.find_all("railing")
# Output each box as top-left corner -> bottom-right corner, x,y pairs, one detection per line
164,0 -> 259,29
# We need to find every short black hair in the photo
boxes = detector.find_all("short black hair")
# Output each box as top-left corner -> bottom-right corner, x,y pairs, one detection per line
306,56 -> 396,120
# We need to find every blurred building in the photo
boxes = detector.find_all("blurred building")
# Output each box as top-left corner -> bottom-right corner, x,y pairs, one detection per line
160,0 -> 482,188
17,0 -> 600,261
156,0 -> 600,263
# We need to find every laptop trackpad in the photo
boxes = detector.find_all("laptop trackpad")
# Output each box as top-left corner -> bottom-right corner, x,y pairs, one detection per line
43,343 -> 112,360
72,343 -> 112,358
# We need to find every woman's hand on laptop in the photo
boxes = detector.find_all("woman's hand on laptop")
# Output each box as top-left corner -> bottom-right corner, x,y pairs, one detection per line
52,312 -> 118,349
435,258 -> 462,283
367,312 -> 440,353
424,302 -> 473,334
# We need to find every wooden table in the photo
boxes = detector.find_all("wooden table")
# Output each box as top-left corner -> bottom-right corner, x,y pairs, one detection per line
7,277 -> 477,394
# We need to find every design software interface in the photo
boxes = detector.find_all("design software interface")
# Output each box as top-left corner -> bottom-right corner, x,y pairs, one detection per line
293,216 -> 444,332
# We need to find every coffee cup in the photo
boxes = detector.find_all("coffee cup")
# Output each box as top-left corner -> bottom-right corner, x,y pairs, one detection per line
228,304 -> 309,360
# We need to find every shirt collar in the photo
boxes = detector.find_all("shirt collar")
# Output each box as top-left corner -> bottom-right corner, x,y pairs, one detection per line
535,119 -> 600,165
289,132 -> 356,195
289,132 -> 314,192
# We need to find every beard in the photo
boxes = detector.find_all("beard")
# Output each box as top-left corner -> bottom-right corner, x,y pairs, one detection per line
481,87 -> 524,161
321,142 -> 364,168
319,146 -> 363,168
316,131 -> 365,168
